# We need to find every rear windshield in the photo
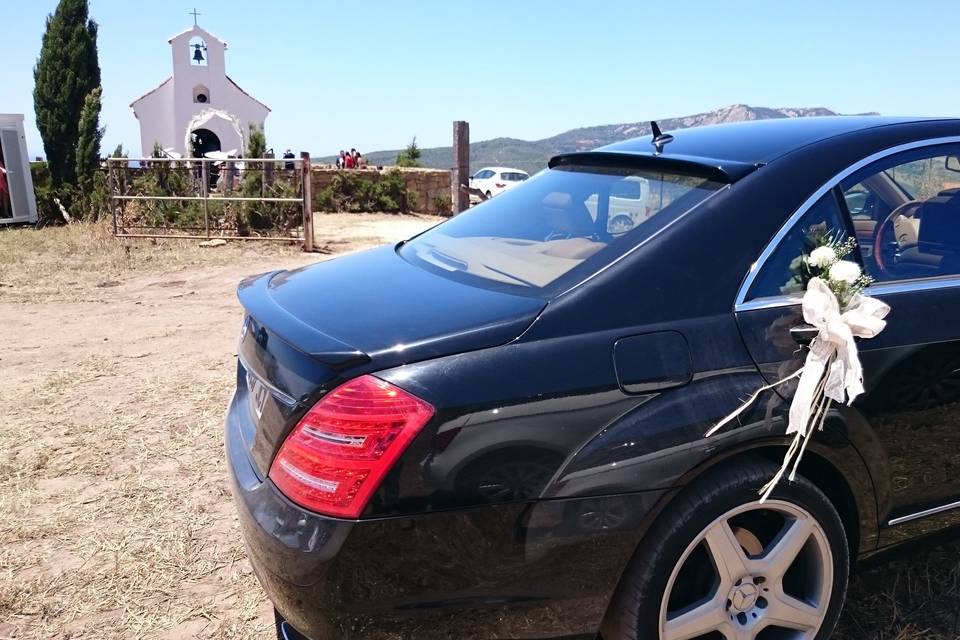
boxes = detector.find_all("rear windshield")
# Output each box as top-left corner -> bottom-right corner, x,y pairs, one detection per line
400,165 -> 723,296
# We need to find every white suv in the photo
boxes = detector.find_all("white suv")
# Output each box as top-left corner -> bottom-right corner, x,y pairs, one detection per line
470,167 -> 530,200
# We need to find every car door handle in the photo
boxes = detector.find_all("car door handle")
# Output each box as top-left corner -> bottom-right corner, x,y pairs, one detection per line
790,324 -> 819,345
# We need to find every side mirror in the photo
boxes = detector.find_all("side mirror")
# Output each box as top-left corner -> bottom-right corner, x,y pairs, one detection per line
945,156 -> 960,173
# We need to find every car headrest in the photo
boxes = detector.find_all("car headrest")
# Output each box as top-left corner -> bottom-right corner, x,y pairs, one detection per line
918,194 -> 960,255
540,191 -> 595,237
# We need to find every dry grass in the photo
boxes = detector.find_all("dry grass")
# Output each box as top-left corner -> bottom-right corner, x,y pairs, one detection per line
0,213 -> 441,304
0,216 -> 439,639
0,341 -> 270,639
2,218 -> 960,638
0,220 -> 300,303
833,540 -> 960,639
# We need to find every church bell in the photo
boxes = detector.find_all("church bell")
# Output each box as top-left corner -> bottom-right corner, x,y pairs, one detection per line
192,44 -> 205,63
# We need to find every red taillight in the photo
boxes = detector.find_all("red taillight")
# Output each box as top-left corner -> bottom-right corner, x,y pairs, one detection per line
269,375 -> 434,518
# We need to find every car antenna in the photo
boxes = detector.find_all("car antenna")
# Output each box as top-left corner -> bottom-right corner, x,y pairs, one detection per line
650,121 -> 674,153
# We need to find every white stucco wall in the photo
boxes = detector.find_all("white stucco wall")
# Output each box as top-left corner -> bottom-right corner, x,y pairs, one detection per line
130,25 -> 269,157
132,79 -> 175,155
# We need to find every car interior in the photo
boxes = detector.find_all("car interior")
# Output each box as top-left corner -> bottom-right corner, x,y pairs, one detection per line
844,154 -> 960,281
406,171 -> 719,290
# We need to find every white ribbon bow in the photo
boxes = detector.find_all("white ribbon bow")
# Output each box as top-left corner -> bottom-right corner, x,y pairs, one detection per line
706,276 -> 889,501
788,277 -> 890,436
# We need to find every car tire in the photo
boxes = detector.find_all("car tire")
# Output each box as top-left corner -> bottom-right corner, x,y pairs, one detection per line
485,190 -> 492,200
601,459 -> 849,640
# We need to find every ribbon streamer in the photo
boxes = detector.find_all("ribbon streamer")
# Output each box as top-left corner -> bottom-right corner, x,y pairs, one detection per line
708,277 -> 890,501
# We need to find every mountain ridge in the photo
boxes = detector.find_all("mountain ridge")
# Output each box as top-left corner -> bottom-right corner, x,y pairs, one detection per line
318,104 -> 877,175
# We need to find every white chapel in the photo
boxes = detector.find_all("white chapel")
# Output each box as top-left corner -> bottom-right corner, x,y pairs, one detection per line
130,17 -> 270,158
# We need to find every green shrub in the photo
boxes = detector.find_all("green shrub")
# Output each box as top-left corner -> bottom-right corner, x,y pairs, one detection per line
316,170 -> 414,213
129,144 -> 204,228
316,185 -> 335,212
432,194 -> 452,216
377,169 -> 415,211
31,162 -> 58,223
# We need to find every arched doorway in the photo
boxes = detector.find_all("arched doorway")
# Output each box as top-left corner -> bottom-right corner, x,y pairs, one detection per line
190,128 -> 221,157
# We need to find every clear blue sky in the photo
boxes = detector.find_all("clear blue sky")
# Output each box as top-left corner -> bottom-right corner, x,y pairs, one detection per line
3,0 -> 959,159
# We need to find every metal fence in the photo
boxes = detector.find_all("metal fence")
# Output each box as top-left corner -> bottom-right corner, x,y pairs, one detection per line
107,152 -> 316,250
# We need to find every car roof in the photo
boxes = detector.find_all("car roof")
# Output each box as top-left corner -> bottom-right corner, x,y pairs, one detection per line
598,116 -> 959,166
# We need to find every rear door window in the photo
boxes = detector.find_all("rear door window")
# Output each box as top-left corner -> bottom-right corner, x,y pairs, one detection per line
746,190 -> 854,300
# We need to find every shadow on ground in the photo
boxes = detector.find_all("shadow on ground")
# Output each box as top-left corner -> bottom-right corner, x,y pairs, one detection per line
835,534 -> 960,639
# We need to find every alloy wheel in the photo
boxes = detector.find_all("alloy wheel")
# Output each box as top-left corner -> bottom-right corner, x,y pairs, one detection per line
658,500 -> 833,640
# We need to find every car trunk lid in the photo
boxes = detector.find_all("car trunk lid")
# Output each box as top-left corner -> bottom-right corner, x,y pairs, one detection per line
235,245 -> 547,477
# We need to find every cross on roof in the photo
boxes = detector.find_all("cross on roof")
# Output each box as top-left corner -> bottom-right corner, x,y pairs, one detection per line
190,8 -> 201,26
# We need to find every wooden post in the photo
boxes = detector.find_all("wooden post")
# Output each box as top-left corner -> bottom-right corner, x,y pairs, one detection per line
264,149 -> 274,186
301,152 -> 314,252
201,160 -> 210,239
108,160 -> 117,236
452,120 -> 470,214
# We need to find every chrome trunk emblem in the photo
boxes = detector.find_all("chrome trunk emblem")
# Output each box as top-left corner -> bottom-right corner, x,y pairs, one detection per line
249,375 -> 270,419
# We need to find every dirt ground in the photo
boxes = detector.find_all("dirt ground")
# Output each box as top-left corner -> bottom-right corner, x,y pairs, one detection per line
1,216 -> 960,639
0,216 -> 437,640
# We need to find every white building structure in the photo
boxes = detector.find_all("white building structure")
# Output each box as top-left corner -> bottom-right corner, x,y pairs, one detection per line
0,114 -> 38,225
130,21 -> 269,158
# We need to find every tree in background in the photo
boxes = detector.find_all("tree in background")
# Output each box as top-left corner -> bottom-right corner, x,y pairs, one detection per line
75,86 -> 104,193
33,0 -> 101,188
395,136 -> 422,167
237,125 -> 299,234
239,125 -> 267,234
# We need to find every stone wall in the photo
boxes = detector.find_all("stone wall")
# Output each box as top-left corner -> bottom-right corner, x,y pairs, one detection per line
310,165 -> 452,216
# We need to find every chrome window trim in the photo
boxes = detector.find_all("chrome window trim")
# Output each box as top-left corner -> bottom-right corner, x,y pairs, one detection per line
734,275 -> 960,312
734,136 -> 960,312
889,499 -> 960,526
866,274 -> 960,297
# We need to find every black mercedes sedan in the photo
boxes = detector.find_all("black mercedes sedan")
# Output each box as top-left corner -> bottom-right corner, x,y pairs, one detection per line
227,116 -> 960,640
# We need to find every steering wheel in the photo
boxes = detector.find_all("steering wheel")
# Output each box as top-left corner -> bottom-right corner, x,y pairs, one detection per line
873,200 -> 923,274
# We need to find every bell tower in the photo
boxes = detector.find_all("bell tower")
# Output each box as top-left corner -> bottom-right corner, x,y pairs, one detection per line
170,25 -> 226,101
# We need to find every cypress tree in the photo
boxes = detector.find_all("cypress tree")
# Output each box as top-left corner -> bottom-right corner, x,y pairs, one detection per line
33,0 -> 101,187
75,86 -> 104,190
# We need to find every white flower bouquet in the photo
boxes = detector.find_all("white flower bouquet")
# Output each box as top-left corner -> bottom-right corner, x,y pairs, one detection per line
796,233 -> 874,305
